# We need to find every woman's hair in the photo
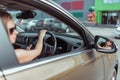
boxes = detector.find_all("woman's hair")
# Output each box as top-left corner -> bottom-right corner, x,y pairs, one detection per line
0,11 -> 13,33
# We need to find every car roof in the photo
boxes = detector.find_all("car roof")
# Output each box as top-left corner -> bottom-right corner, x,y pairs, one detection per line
0,0 -> 35,11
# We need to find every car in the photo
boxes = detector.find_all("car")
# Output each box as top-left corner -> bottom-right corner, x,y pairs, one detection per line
36,18 -> 55,27
35,18 -> 70,33
52,19 -> 70,33
19,19 -> 38,31
115,24 -> 120,38
0,0 -> 118,80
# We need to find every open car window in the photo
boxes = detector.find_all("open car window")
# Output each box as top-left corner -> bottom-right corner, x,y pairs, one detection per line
8,9 -> 84,64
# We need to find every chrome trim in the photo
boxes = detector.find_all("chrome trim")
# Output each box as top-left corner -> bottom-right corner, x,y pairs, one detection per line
3,50 -> 91,75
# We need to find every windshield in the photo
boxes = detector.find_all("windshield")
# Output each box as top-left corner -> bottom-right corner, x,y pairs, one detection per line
8,10 -> 78,36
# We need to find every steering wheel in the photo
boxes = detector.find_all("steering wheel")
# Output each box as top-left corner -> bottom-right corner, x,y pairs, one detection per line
31,31 -> 57,57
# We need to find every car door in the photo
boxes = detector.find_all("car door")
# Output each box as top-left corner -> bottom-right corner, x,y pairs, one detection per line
0,0 -> 105,80
47,50 -> 105,80
0,47 -> 104,80
0,42 -> 104,80
0,16 -> 105,80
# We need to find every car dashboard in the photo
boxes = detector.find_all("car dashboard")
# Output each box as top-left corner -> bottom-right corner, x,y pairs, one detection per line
14,32 -> 84,55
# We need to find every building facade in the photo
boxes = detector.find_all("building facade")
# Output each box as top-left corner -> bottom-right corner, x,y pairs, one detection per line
95,0 -> 120,24
54,0 -> 95,21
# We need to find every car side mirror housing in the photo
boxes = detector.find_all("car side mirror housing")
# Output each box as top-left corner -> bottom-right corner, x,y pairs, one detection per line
94,35 -> 117,53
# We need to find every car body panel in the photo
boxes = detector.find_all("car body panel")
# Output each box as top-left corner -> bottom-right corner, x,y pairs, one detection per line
103,54 -> 117,80
3,50 -> 104,80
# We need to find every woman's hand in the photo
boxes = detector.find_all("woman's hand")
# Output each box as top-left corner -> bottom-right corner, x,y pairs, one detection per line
26,44 -> 33,50
39,30 -> 47,38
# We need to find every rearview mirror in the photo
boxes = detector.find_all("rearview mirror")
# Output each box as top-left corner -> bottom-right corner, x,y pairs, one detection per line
16,10 -> 36,19
94,36 -> 117,53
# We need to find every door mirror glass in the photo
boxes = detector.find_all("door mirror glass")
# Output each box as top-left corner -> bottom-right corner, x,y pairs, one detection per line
95,36 -> 117,53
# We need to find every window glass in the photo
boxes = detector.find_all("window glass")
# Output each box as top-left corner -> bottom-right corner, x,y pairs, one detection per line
9,10 -> 79,35
8,9 -> 84,64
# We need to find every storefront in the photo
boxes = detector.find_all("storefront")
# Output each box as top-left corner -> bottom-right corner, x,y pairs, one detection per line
102,11 -> 119,24
95,0 -> 120,25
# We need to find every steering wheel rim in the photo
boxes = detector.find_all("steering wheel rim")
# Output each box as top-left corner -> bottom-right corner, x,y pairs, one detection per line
41,31 -> 57,57
31,31 -> 57,57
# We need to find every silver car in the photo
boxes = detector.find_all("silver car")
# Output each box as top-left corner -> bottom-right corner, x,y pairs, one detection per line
0,0 -> 118,80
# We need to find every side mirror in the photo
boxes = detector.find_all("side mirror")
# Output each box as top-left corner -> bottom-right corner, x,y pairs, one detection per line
16,10 -> 36,19
94,36 -> 117,53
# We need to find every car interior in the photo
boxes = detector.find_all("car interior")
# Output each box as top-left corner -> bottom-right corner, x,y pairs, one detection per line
0,0 -> 85,59
14,11 -> 85,58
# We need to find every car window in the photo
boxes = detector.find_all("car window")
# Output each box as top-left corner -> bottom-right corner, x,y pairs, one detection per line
13,10 -> 79,35
8,9 -> 84,64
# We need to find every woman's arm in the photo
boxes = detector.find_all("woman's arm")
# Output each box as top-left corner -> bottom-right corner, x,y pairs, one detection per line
15,30 -> 47,64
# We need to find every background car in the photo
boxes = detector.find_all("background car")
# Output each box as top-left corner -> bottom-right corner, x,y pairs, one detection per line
20,19 -> 38,31
115,24 -> 120,38
36,18 -> 55,27
35,18 -> 70,33
0,0 -> 118,80
52,19 -> 70,33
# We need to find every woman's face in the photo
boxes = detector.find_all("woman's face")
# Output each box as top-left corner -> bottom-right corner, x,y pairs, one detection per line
7,20 -> 18,44
106,41 -> 112,47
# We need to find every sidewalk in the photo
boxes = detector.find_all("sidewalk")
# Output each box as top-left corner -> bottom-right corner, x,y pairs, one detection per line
93,24 -> 115,28
82,21 -> 115,28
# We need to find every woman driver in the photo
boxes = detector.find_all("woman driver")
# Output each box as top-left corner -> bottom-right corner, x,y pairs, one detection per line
0,11 -> 47,64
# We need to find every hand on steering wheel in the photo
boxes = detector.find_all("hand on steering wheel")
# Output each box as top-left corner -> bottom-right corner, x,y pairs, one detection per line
31,31 -> 57,58
41,31 -> 57,57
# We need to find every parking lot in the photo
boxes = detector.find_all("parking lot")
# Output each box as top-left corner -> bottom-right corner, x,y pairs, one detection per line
86,26 -> 120,80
